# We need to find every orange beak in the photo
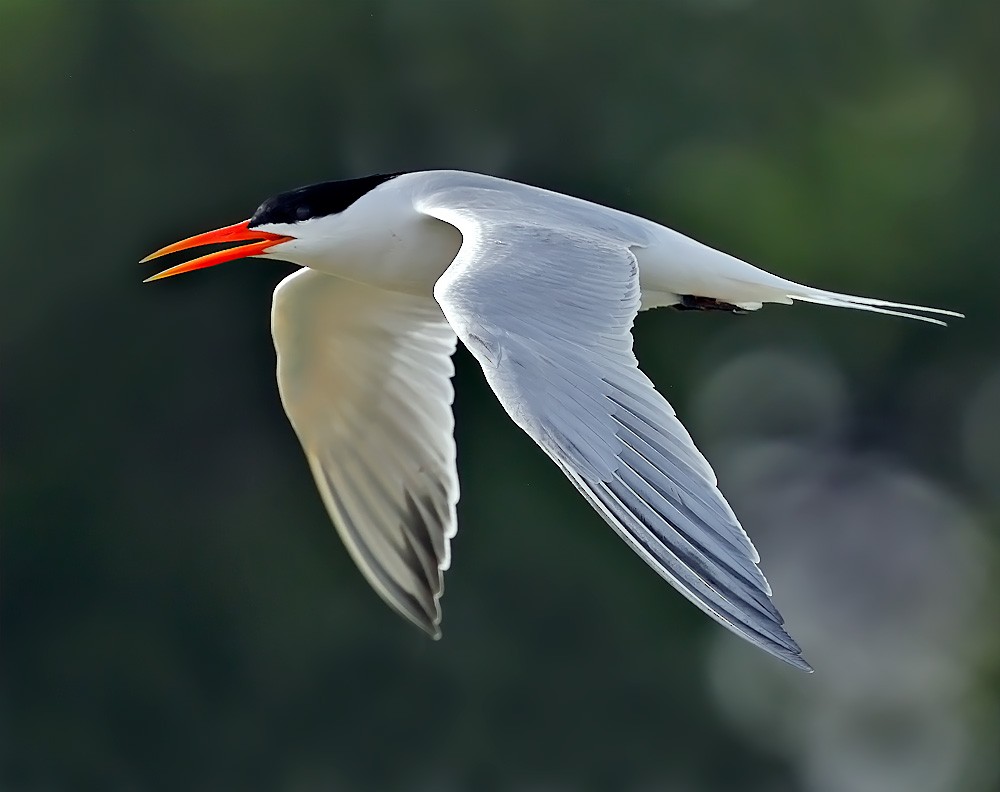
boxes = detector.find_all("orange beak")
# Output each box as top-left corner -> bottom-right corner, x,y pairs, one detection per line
140,220 -> 294,282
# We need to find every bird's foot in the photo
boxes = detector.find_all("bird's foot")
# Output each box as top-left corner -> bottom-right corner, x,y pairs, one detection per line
674,295 -> 748,314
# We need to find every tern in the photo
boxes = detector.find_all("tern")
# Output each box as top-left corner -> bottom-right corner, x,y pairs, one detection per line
142,170 -> 960,671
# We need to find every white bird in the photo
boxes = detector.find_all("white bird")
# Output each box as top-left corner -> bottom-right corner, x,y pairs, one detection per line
142,170 -> 961,672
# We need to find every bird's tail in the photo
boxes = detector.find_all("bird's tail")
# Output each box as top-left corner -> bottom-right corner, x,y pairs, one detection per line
639,229 -> 963,324
785,286 -> 963,326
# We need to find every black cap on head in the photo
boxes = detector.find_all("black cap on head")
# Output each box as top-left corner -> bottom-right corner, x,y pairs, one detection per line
248,173 -> 404,227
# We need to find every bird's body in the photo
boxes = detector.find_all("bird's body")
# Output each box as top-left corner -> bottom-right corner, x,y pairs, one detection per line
143,170 -> 960,672
252,171 -> 946,318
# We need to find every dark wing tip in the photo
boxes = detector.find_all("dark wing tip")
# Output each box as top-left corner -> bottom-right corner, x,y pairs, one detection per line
410,611 -> 443,641
780,650 -> 814,673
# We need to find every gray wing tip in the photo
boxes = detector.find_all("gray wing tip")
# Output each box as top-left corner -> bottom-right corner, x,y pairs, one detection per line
775,647 -> 814,673
753,624 -> 813,672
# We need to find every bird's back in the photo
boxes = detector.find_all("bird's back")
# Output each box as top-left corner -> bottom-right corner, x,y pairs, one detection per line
397,170 -> 791,310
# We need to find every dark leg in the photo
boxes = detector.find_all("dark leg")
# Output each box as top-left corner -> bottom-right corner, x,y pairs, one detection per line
673,295 -> 748,314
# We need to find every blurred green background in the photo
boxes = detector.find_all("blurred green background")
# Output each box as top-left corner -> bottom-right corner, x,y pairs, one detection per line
3,1 -> 998,790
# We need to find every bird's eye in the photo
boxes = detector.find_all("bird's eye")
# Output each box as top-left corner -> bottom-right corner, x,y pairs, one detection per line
295,205 -> 311,221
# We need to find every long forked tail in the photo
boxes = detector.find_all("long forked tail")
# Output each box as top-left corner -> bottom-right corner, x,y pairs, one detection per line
788,288 -> 964,326
650,233 -> 964,324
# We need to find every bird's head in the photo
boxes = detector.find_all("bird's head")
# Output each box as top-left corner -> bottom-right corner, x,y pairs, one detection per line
141,174 -> 402,280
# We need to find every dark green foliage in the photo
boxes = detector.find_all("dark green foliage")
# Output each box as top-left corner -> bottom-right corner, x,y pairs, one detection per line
2,2 -> 996,790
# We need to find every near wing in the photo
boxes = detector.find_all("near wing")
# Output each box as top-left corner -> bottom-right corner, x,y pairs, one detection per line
271,269 -> 459,637
420,192 -> 810,671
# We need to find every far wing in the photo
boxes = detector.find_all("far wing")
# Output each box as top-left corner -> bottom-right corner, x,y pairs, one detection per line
271,269 -> 459,636
420,192 -> 810,671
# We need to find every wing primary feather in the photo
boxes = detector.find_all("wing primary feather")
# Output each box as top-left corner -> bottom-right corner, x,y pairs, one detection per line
316,459 -> 438,631
606,467 -> 781,625
613,450 -> 772,600
401,491 -> 447,588
589,475 -> 801,653
608,415 -> 760,565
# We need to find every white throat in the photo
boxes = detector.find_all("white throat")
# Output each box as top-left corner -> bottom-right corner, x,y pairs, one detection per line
256,189 -> 462,295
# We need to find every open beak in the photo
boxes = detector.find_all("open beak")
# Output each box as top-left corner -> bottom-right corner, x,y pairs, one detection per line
140,220 -> 294,282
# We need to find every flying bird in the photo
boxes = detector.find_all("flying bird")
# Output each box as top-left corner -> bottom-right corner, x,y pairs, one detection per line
142,170 -> 960,671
